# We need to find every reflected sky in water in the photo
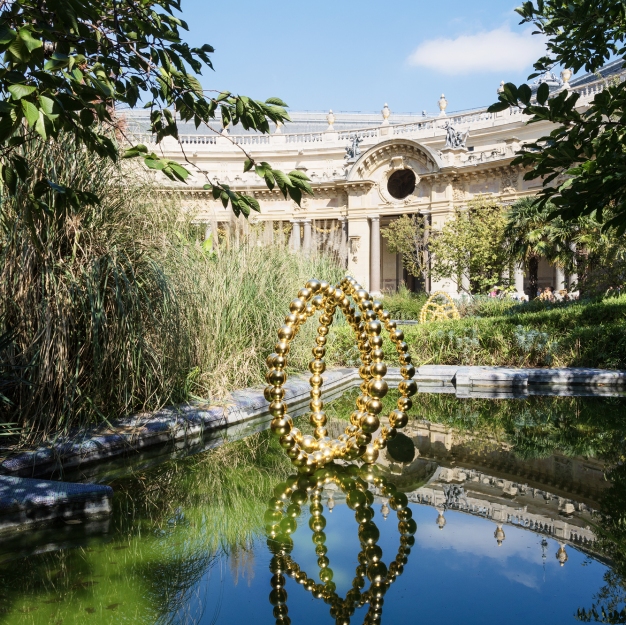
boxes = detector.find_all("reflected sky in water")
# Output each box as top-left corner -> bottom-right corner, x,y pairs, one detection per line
0,393 -> 624,625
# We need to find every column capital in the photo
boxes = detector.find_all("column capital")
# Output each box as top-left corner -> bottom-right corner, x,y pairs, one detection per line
301,218 -> 312,223
368,214 -> 380,222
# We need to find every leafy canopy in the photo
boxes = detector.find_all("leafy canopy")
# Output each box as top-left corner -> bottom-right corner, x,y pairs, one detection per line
0,0 -> 312,220
489,0 -> 626,231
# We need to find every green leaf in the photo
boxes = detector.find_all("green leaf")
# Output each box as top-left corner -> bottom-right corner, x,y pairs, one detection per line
487,101 -> 510,113
265,97 -> 288,107
170,162 -> 189,181
35,111 -> 47,139
2,166 -> 17,194
8,84 -> 36,100
17,28 -> 43,53
243,158 -> 253,173
21,100 -> 39,127
518,84 -> 532,105
273,169 -> 293,188
536,82 -> 550,105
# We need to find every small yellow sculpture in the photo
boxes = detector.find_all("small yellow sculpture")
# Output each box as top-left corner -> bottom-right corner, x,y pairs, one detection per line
265,276 -> 417,471
419,290 -> 460,323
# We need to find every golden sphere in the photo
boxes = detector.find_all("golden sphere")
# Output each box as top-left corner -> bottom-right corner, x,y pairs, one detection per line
289,298 -> 306,313
370,335 -> 383,348
362,444 -> 379,464
311,412 -> 327,426
397,396 -> 412,411
278,325 -> 294,341
366,320 -> 382,335
350,410 -> 364,426
312,345 -> 325,359
302,435 -> 319,452
399,353 -> 412,365
280,433 -> 297,449
311,294 -> 324,309
275,340 -> 290,355
287,445 -> 301,459
398,341 -> 409,353
284,313 -> 299,326
356,289 -> 369,301
389,410 -> 408,429
298,287 -> 312,301
358,364 -> 370,379
310,387 -> 322,399
266,352 -> 279,368
319,313 -> 332,326
370,348 -> 385,362
269,400 -> 287,417
372,300 -> 383,312
271,417 -> 293,437
398,379 -> 417,397
315,335 -> 327,346
309,359 -> 326,374
292,427 -> 304,444
366,398 -> 383,415
360,414 -> 380,434
367,379 -> 388,399
356,394 -> 369,410
356,432 -> 372,446
305,303 -> 315,316
386,320 -> 397,331
370,362 -> 387,378
319,281 -> 330,292
401,364 -> 416,379
317,325 -> 329,337
267,369 -> 287,385
306,279 -> 321,293
310,374 -> 323,387
264,385 -> 285,401
310,398 -> 323,412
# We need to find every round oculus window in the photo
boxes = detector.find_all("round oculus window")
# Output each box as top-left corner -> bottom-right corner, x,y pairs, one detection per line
387,169 -> 416,200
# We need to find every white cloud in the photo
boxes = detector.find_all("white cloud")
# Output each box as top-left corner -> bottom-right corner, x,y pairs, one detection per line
407,26 -> 546,75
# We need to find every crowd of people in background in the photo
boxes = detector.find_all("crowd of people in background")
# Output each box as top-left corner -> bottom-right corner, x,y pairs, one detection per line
486,286 -> 580,303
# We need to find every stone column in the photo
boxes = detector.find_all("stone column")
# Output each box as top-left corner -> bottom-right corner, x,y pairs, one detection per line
264,221 -> 274,245
347,217 -> 370,289
513,264 -> 525,294
555,265 -> 566,291
339,216 -> 348,268
291,220 -> 301,252
302,219 -> 312,255
568,242 -> 578,290
369,215 -> 381,295
460,272 -> 470,296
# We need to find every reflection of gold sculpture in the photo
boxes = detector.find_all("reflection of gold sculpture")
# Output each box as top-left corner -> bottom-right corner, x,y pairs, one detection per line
265,464 -> 416,624
419,291 -> 460,324
265,276 -> 417,471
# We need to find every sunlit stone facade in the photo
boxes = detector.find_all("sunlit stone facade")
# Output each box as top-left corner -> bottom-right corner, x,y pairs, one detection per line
125,62 -> 624,295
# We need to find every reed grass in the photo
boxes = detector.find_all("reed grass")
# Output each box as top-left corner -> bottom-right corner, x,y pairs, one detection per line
0,133 -> 344,441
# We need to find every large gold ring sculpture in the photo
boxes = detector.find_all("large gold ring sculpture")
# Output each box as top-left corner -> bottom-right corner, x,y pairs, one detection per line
264,276 -> 417,471
418,290 -> 460,324
265,464 -> 416,625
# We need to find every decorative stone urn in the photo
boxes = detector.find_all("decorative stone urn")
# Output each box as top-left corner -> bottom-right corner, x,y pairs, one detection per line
438,94 -> 448,116
326,109 -> 335,131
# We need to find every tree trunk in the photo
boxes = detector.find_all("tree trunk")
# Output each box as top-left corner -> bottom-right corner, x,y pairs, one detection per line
527,256 -> 539,298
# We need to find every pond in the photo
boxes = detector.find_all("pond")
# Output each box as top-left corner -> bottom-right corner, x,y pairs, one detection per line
0,391 -> 625,625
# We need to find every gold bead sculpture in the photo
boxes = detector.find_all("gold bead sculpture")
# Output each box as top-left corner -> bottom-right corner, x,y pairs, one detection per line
418,290 -> 460,324
265,276 -> 417,471
265,464 -> 416,625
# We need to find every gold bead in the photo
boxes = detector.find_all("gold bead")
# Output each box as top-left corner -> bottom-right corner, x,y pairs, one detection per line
269,400 -> 287,417
356,289 -> 369,301
370,348 -> 384,362
398,379 -> 417,397
397,397 -> 412,411
302,435 -> 319,452
280,433 -> 297,449
372,300 -> 384,312
310,374 -> 323,387
380,310 -> 391,321
310,398 -> 323,412
311,295 -> 324,309
362,444 -> 379,464
264,385 -> 285,401
389,410 -> 408,429
370,336 -> 383,348
267,369 -> 287,385
310,412 -> 327,426
399,353 -> 412,365
278,325 -> 294,341
309,359 -> 326,374
386,320 -> 397,331
398,341 -> 409,353
320,314 -> 333,325
271,416 -> 293,436
275,341 -> 290,355
370,362 -> 387,378
312,346 -> 325,359
367,379 -> 388,399
360,414 -> 380,434
314,426 -> 328,439
319,281 -> 330,292
317,326 -> 329,337
401,364 -> 416,379
392,329 -> 405,342
306,279 -> 322,293
292,427 -> 303,444
315,335 -> 327,346
298,287 -> 312,301
366,320 -> 382,335
289,298 -> 306,313
310,387 -> 322,399
285,313 -> 299,326
366,398 -> 383,415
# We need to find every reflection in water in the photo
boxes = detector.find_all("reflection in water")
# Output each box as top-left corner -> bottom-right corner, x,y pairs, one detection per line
0,395 -> 625,623
264,464 -> 416,625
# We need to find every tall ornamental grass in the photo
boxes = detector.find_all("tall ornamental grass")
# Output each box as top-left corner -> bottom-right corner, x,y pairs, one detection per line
0,134 -> 344,441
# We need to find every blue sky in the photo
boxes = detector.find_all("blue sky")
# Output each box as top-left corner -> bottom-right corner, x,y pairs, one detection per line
177,0 -> 549,116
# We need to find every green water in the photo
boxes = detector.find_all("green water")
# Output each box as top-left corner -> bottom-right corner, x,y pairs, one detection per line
0,392 -> 625,624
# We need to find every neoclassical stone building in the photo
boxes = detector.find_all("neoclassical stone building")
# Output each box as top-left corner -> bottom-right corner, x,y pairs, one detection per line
126,61 -> 624,296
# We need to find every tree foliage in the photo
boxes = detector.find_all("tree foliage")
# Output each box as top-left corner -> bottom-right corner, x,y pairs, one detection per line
0,0 -> 311,226
381,214 -> 427,280
428,196 -> 510,294
489,0 -> 626,231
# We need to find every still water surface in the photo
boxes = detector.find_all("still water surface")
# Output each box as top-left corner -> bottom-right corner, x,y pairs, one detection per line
0,392 -> 624,624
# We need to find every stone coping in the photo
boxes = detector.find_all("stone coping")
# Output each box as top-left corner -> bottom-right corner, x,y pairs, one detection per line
0,476 -> 112,534
1,365 -> 625,482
